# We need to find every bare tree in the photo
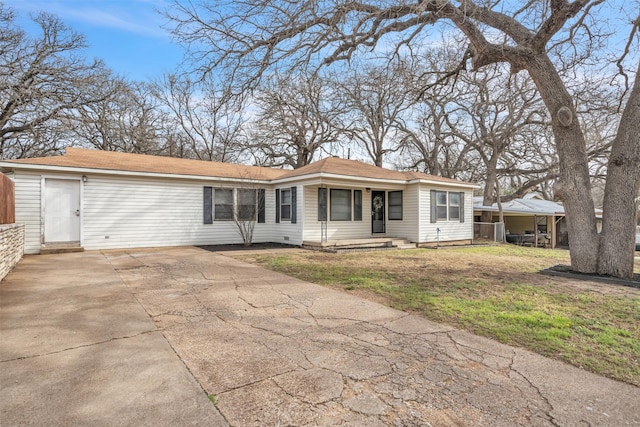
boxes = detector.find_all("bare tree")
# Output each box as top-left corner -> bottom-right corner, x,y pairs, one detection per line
396,78 -> 479,180
70,80 -> 167,155
572,74 -> 625,202
398,47 -> 554,204
249,71 -> 343,168
233,186 -> 266,246
396,97 -> 480,181
0,5 -> 115,159
499,123 -> 560,201
455,65 -> 549,217
336,61 -> 414,167
150,74 -> 245,162
166,0 -> 640,278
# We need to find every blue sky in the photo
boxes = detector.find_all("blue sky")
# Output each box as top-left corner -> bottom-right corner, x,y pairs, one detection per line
6,0 -> 636,83
5,0 -> 184,81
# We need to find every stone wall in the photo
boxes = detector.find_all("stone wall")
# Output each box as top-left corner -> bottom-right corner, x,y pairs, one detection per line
0,223 -> 24,282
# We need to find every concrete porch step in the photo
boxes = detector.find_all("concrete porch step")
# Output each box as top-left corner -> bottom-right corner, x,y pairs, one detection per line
304,237 -> 417,251
40,243 -> 84,255
395,243 -> 418,249
390,239 -> 416,249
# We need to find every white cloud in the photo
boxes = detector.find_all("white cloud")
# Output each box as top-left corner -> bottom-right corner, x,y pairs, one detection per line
5,0 -> 170,38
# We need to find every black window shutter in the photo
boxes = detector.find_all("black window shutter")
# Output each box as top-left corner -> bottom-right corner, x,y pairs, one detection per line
430,190 -> 437,223
459,192 -> 465,223
258,189 -> 266,223
203,186 -> 213,224
291,186 -> 297,224
275,189 -> 280,223
318,188 -> 327,221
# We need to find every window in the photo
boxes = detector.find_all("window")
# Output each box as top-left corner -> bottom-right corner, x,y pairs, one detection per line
203,187 -> 213,224
214,188 -> 233,220
354,190 -> 362,221
205,187 -> 263,223
388,191 -> 402,220
320,188 -> 360,221
276,187 -> 296,223
436,191 -> 448,220
237,189 -> 256,221
318,188 -> 327,221
448,192 -> 460,220
280,188 -> 291,221
330,189 -> 351,221
431,190 -> 465,223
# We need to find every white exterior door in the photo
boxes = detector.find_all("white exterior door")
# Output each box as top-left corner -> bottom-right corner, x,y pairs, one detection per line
44,179 -> 80,243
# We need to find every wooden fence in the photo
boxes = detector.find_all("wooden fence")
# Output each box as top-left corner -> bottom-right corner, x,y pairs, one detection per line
0,173 -> 15,224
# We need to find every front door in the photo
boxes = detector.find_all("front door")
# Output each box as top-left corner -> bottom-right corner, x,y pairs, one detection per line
44,178 -> 80,243
371,191 -> 385,234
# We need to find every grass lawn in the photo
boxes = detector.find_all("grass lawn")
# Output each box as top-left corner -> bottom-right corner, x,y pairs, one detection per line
233,245 -> 640,386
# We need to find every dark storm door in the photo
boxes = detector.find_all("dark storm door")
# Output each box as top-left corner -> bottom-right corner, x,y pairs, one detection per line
371,191 -> 385,234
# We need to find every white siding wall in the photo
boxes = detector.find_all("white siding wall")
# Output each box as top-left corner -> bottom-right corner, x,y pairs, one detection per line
418,185 -> 474,243
13,172 -> 43,254
385,184 -> 420,242
261,188 -> 277,242
83,175 -> 275,250
13,171 -> 280,253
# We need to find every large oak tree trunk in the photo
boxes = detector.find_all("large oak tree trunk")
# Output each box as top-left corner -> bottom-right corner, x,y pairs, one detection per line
526,55 -> 599,273
481,154 -> 499,223
597,61 -> 640,278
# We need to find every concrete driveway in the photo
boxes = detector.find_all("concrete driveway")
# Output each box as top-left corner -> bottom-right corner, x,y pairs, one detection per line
1,247 -> 638,426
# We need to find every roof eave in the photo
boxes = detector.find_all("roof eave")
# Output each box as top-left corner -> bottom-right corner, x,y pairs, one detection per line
274,172 -> 408,185
411,178 -> 480,188
276,172 -> 478,188
0,162 -> 276,184
1,160 -> 478,189
473,205 -> 566,216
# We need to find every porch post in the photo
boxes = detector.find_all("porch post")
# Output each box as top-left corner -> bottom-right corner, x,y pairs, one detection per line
554,216 -> 564,249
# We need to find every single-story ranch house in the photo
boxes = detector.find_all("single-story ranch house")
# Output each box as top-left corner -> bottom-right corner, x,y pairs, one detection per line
0,148 -> 479,254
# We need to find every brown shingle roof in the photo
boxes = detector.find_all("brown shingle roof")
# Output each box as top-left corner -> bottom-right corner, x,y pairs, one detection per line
279,157 -> 472,185
7,148 -> 287,180
4,148 -> 474,186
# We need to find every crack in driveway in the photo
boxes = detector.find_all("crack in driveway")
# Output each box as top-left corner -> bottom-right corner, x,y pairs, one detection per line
103,247 -> 640,427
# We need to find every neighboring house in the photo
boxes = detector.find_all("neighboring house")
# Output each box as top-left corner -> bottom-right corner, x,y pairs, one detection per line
473,194 -> 603,249
0,148 -> 478,254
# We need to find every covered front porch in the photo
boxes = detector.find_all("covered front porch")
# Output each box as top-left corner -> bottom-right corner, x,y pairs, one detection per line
300,182 -> 416,246
473,196 -> 571,249
503,213 -> 566,249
